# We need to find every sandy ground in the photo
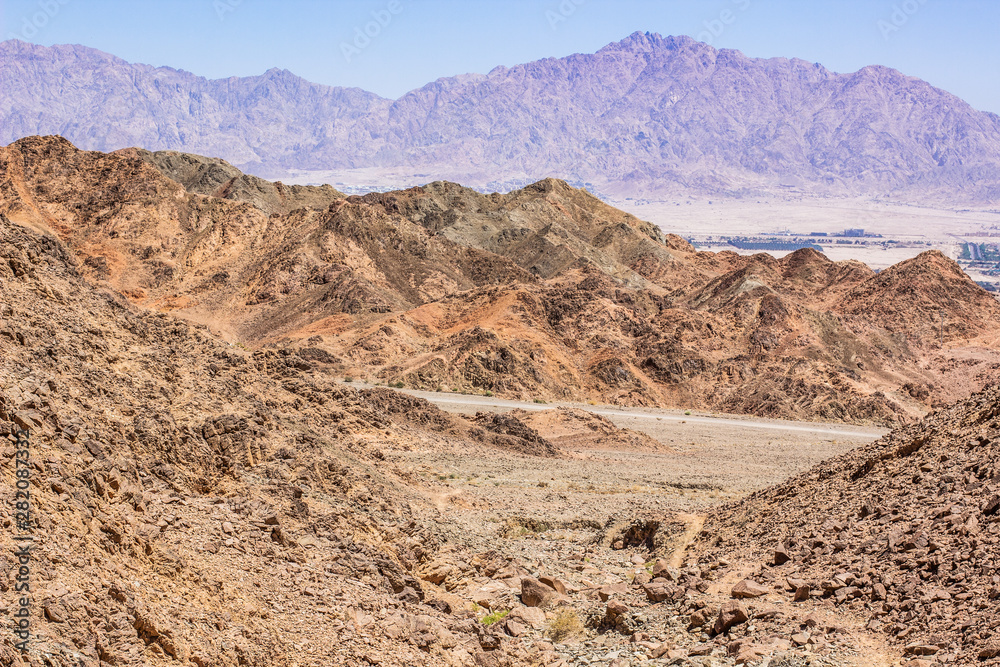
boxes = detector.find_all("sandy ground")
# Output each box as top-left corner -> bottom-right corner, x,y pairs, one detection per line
361,382 -> 885,539
366,384 -> 897,665
614,197 -> 1000,239
615,197 -> 1000,270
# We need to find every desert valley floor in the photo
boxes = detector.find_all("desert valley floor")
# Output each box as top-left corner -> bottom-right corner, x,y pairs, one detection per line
389,392 -> 894,666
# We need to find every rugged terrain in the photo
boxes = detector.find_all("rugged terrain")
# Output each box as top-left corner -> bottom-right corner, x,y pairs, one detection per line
4,34 -> 1000,200
0,206 -> 589,666
0,207 -> 883,667
3,136 -> 1000,425
684,381 -> 1000,664
0,206 -> 909,667
397,374 -> 1000,666
3,138 -> 1000,665
134,149 -> 346,216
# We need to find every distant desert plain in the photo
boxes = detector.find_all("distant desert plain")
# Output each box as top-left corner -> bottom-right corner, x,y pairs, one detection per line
615,197 -> 1000,270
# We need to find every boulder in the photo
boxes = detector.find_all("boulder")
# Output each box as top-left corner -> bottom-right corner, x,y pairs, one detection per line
508,605 -> 546,630
538,576 -> 567,595
521,577 -> 557,607
731,579 -> 770,599
713,602 -> 749,635
773,546 -> 791,565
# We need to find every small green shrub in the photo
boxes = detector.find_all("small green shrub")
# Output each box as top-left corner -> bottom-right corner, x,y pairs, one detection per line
394,381 -> 405,389
484,390 -> 494,397
343,376 -> 354,383
684,410 -> 691,415
481,609 -> 509,626
533,398 -> 547,404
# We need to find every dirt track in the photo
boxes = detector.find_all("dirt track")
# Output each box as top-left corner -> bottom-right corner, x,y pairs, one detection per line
364,382 -> 885,542
406,389 -> 886,438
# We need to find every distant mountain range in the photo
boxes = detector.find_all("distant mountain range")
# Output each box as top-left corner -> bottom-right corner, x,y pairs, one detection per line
3,33 -> 1000,201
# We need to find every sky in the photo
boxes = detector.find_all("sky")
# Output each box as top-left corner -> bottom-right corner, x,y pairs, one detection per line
2,0 -> 999,114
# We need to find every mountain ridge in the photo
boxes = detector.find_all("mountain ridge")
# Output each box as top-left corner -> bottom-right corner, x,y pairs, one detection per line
3,34 -> 1000,200
5,135 -> 1000,425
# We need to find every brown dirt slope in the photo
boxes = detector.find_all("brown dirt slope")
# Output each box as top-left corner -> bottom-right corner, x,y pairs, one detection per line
836,249 -> 1000,342
691,381 -> 1000,664
0,135 -> 532,335
340,256 -> 998,424
3,136 -> 1000,424
0,212 -> 551,666
374,177 -> 709,293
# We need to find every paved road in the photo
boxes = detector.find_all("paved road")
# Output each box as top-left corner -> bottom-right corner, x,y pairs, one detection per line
381,386 -> 888,440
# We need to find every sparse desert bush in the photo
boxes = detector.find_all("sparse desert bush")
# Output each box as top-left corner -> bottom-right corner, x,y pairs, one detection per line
534,398 -> 546,404
343,376 -> 353,382
481,609 -> 509,626
436,386 -> 443,392
499,517 -> 553,539
484,390 -> 494,397
394,381 -> 405,388
546,609 -> 584,642
684,410 -> 691,415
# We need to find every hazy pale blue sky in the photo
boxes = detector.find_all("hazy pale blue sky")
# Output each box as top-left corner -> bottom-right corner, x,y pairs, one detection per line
2,0 -> 998,113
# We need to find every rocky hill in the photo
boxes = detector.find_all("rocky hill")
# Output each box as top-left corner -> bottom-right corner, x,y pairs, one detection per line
685,380 -> 1000,664
132,149 -> 346,216
4,136 -> 1000,424
3,34 -> 1000,200
0,208 -> 578,665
